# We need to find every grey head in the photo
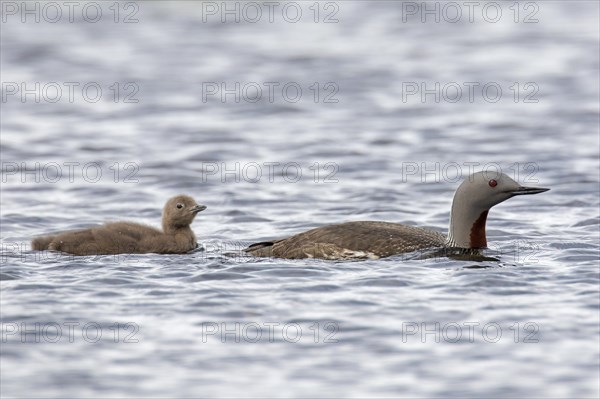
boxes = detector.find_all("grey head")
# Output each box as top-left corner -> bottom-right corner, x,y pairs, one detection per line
447,171 -> 549,248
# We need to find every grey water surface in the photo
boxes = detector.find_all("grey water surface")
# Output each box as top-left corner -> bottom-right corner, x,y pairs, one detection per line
1,1 -> 599,398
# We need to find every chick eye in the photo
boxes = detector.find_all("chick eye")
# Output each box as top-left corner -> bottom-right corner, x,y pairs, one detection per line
176,203 -> 184,209
488,179 -> 498,188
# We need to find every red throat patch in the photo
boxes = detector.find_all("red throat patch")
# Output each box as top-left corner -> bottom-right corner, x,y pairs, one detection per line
469,211 -> 488,248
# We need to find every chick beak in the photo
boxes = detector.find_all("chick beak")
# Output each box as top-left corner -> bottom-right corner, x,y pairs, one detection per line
191,204 -> 207,213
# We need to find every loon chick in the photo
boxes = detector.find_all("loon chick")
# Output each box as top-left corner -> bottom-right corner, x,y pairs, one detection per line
244,171 -> 549,260
31,195 -> 207,256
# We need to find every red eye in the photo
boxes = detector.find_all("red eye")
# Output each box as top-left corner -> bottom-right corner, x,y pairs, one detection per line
489,179 -> 498,188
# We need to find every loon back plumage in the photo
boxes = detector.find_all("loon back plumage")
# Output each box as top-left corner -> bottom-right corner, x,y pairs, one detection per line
246,221 -> 446,259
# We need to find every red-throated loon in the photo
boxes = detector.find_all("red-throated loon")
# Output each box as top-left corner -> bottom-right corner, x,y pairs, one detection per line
31,195 -> 207,255
244,171 -> 549,260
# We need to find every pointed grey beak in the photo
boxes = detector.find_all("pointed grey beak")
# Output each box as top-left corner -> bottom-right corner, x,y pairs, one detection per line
509,186 -> 550,196
191,204 -> 207,213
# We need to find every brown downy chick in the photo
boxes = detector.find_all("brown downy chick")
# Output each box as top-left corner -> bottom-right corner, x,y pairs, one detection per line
31,195 -> 206,256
